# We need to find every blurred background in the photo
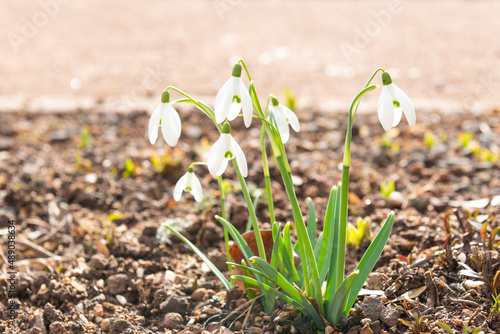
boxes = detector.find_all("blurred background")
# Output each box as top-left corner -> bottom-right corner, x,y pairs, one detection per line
1,0 -> 500,114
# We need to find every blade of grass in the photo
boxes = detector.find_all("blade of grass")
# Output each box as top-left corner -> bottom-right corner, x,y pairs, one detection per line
328,270 -> 359,326
246,193 -> 261,232
307,197 -> 317,246
317,186 -> 338,283
164,224 -> 231,290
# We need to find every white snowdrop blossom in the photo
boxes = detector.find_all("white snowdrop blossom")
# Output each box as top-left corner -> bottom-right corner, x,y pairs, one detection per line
269,97 -> 300,143
377,72 -> 415,131
214,63 -> 253,127
173,168 -> 203,202
207,123 -> 247,177
148,90 -> 182,146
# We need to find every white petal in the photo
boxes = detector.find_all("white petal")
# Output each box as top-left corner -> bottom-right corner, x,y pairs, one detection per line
377,86 -> 394,131
161,103 -> 182,147
148,105 -> 162,144
393,84 -> 416,127
207,134 -> 227,176
214,77 -> 234,124
173,173 -> 188,201
281,104 -> 300,132
392,107 -> 403,127
239,80 -> 253,127
189,173 -> 203,202
227,102 -> 242,121
231,137 -> 248,177
215,158 -> 229,176
273,107 -> 291,143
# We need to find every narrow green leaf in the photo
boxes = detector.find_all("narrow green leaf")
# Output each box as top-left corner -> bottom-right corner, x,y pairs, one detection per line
436,322 -> 454,334
328,271 -> 359,326
164,224 -> 231,290
318,186 -> 338,283
245,258 -> 325,330
324,182 -> 342,303
344,212 -> 395,313
307,197 -> 317,245
246,193 -> 261,232
233,274 -> 324,328
282,222 -> 300,283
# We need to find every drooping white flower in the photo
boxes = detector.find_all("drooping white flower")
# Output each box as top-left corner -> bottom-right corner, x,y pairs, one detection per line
207,123 -> 247,177
377,72 -> 415,131
173,167 -> 203,202
214,63 -> 253,127
268,97 -> 300,143
148,90 -> 182,146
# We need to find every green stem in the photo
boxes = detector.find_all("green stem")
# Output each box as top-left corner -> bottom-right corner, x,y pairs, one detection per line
260,127 -> 275,224
338,82 -> 379,288
167,86 -> 222,133
232,159 -> 266,262
217,176 -> 232,277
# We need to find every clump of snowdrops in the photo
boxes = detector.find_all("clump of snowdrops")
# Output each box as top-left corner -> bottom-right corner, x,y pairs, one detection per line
148,60 -> 415,329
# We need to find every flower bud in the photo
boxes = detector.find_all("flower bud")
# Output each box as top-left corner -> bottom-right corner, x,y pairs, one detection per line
232,63 -> 242,78
382,72 -> 392,86
161,90 -> 170,103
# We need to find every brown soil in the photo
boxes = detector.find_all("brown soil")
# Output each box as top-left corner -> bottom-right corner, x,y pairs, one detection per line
0,106 -> 499,334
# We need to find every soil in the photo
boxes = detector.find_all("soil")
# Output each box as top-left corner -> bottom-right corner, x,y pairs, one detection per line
0,106 -> 499,334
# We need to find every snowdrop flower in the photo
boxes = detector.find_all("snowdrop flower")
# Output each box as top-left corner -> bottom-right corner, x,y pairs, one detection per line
214,63 -> 253,127
148,90 -> 182,146
173,167 -> 203,202
268,97 -> 300,143
377,72 -> 415,131
207,122 -> 247,177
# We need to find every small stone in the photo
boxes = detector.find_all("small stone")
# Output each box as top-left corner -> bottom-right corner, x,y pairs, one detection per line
387,192 -> 404,209
160,295 -> 190,315
254,316 -> 262,322
109,318 -> 129,334
366,273 -> 384,290
100,319 -> 111,332
89,253 -> 108,270
116,295 -> 127,305
360,296 -> 385,321
380,304 -> 401,327
408,196 -> 429,212
48,321 -> 66,334
164,270 -> 176,283
107,274 -> 128,294
44,303 -> 63,324
33,310 -> 47,334
360,323 -> 374,334
96,239 -> 110,257
94,304 -> 104,317
250,327 -> 263,334
347,326 -> 361,334
136,267 -> 144,278
464,279 -> 483,290
191,288 -> 207,302
324,326 -> 334,334
162,313 -> 184,330
96,279 -> 105,289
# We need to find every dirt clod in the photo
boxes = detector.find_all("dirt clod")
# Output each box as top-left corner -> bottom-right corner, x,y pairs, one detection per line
162,313 -> 184,330
106,274 -> 128,295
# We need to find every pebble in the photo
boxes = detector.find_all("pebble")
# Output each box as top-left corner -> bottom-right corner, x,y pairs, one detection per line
136,267 -> 144,278
89,253 -> 109,270
191,288 -> 207,302
160,295 -> 190,314
251,327 -> 263,334
116,294 -> 127,305
101,319 -> 111,332
387,191 -> 404,209
109,318 -> 129,334
33,309 -> 47,334
96,279 -> 105,289
49,322 -> 66,334
162,313 -> 184,330
107,274 -> 128,294
75,303 -> 84,313
380,304 -> 401,327
360,296 -> 385,321
360,323 -> 374,334
94,304 -> 104,317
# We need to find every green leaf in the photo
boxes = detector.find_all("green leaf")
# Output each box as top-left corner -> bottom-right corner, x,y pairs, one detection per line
164,224 -> 231,290
318,186 -> 338,284
307,197 -> 317,246
246,193 -> 261,232
246,258 -> 325,330
328,271 -> 359,326
344,212 -> 395,313
282,222 -> 300,284
324,182 -> 342,301
436,322 -> 454,334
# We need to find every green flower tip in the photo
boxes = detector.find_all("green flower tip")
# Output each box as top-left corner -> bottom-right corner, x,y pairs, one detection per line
382,72 -> 392,86
271,97 -> 279,107
188,166 -> 194,173
222,122 -> 231,134
232,63 -> 242,78
161,90 -> 170,103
